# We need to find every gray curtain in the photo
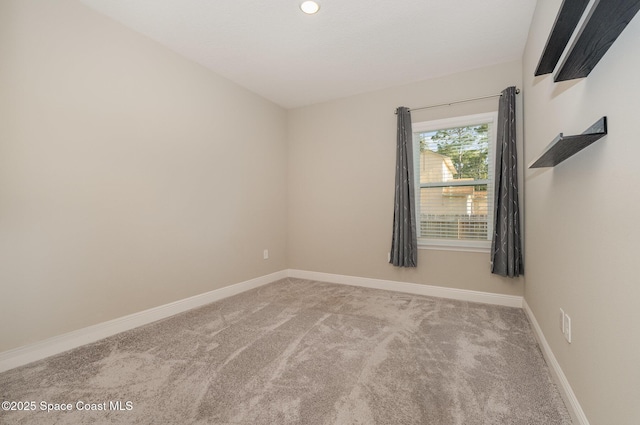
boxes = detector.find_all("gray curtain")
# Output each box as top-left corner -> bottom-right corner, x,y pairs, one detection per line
491,86 -> 523,277
390,107 -> 417,267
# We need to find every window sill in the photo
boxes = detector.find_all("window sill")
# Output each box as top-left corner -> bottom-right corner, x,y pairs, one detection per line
418,240 -> 491,253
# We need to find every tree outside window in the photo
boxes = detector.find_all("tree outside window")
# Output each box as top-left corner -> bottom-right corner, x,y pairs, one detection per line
415,121 -> 493,244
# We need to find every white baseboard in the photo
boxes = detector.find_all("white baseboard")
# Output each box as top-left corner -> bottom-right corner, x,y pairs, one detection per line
0,270 -> 288,373
287,269 -> 523,308
0,268 -> 587,424
0,269 -> 522,373
523,299 -> 590,425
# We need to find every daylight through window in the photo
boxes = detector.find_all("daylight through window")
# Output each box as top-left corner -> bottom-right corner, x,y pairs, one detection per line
413,113 -> 497,250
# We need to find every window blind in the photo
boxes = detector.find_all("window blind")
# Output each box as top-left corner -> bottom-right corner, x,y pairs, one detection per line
415,121 -> 494,242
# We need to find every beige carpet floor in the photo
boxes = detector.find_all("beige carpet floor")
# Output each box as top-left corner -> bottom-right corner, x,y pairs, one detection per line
0,278 -> 571,424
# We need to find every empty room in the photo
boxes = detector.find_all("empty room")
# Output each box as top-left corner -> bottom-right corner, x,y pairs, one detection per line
1,0 -> 638,424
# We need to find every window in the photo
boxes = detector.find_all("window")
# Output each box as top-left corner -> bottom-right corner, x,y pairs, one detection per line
413,112 -> 497,251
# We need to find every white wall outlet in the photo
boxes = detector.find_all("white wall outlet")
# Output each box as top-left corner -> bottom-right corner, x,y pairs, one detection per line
387,252 -> 391,262
263,249 -> 269,260
559,308 -> 565,333
563,313 -> 572,343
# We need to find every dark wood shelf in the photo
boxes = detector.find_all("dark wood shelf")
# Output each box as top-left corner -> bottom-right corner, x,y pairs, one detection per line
535,0 -> 589,76
529,117 -> 607,168
555,0 -> 640,81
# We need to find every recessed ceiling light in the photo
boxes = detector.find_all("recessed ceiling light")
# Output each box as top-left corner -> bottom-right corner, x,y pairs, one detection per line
300,1 -> 320,14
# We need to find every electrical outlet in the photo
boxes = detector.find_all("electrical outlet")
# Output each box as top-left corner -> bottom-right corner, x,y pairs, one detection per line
263,249 -> 269,260
563,313 -> 571,343
559,308 -> 565,333
387,252 -> 391,262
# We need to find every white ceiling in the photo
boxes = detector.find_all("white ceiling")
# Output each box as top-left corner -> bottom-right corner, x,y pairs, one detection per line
80,0 -> 538,109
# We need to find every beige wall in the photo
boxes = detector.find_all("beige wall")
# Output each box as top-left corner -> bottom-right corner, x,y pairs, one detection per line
0,0 -> 288,352
523,1 -> 640,424
0,1 -> 535,363
287,61 -> 524,296
4,2 -> 637,421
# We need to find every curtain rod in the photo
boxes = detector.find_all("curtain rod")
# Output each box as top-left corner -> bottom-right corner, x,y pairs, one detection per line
396,88 -> 520,114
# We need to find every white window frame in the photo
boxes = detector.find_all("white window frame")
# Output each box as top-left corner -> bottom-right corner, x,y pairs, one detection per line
412,112 -> 498,253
